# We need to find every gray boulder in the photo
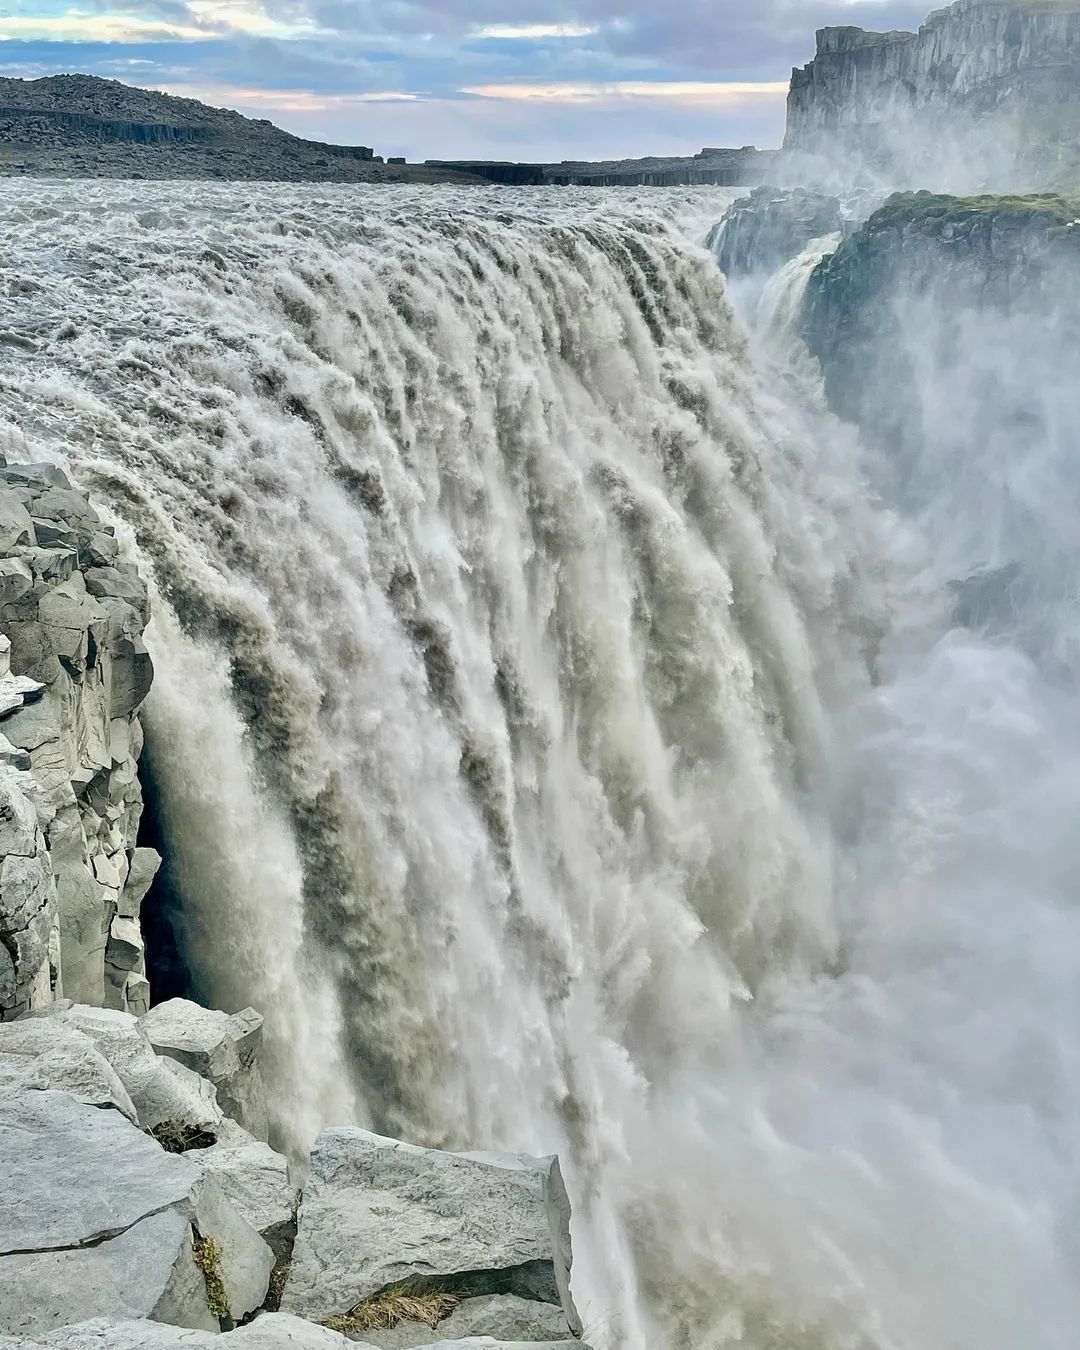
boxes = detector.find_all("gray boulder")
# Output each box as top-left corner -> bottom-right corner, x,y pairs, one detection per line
280,1131 -> 581,1334
14,1314 -> 373,1348
0,1018 -> 137,1120
27,1003 -> 223,1138
141,998 -> 268,1139
37,1321 -> 213,1347
189,1121 -> 298,1259
411,1342 -> 583,1350
361,1296 -> 573,1350
0,1089 -> 274,1336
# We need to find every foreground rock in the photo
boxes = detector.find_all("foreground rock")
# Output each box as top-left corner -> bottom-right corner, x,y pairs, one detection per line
361,1297 -> 572,1350
0,1317 -> 585,1349
0,458 -> 157,1019
0,1090 -> 274,1337
25,1001 -> 224,1140
188,1122 -> 298,1261
281,1131 -> 581,1339
0,1313 -> 372,1347
141,998 -> 269,1140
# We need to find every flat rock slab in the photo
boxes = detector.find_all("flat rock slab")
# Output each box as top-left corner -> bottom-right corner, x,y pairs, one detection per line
0,1020 -> 137,1121
2,1314 -> 375,1349
0,1089 -> 273,1336
30,1004 -> 223,1136
191,1127 -> 297,1257
281,1131 -> 579,1332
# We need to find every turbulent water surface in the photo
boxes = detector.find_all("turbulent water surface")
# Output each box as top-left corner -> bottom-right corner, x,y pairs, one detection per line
1,182 -> 1077,1350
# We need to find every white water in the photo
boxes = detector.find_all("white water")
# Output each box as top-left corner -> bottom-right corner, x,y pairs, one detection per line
0,182 -> 1077,1350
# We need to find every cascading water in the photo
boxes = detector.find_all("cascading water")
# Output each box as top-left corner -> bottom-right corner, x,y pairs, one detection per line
0,180 -> 1077,1350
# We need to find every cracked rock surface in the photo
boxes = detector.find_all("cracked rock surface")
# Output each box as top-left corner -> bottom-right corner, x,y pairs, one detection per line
0,1088 -> 274,1337
0,458 -> 157,1020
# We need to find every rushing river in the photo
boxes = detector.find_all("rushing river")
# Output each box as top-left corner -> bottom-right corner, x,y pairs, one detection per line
1,181 -> 1076,1350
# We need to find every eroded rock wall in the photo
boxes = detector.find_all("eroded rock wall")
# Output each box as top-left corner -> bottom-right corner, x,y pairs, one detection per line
785,0 -> 1080,182
0,459 -> 158,1019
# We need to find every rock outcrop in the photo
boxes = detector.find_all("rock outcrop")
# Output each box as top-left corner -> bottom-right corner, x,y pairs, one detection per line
801,190 -> 1080,448
785,0 -> 1080,185
281,1131 -> 581,1340
0,1089 -> 274,1336
0,76 -> 479,183
0,460 -> 156,1021
141,999 -> 269,1140
0,1000 -> 586,1349
709,187 -> 854,278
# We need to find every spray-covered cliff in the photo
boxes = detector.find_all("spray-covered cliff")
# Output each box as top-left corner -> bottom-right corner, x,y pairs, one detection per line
785,0 -> 1080,185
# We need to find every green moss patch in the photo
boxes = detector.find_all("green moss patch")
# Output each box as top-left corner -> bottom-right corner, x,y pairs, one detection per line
193,1232 -> 231,1324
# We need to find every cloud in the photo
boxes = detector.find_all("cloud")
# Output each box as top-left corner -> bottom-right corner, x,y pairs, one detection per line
155,80 -> 420,107
0,13 -> 207,42
462,80 -> 789,107
473,24 -> 599,40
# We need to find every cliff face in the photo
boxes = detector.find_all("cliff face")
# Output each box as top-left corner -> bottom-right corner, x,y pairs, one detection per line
802,190 -> 1080,435
786,0 -> 1080,181
0,460 -> 158,1019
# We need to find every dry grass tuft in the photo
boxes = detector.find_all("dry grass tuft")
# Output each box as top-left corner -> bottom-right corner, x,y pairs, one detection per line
324,1284 -> 459,1334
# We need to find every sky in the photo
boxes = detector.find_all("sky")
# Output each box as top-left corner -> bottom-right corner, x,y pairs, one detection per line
0,0 -> 933,161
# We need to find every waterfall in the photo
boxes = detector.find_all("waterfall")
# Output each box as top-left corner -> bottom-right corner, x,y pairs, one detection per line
1,180 -> 1076,1350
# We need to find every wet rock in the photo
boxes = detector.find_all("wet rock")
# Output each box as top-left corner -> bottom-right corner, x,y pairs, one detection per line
710,187 -> 849,278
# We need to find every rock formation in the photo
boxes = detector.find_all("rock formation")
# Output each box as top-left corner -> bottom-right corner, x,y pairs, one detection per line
281,1131 -> 581,1337
0,996 -> 588,1346
800,190 -> 1080,447
429,148 -> 775,187
708,186 -> 853,278
785,0 -> 1080,185
0,461 -> 156,1020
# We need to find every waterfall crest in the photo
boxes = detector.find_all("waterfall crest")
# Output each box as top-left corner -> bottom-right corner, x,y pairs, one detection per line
10,181 -> 1072,1350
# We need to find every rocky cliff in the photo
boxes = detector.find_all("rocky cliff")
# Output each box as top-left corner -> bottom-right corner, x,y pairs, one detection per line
785,0 -> 1080,185
801,190 -> 1080,444
0,461 -> 156,1020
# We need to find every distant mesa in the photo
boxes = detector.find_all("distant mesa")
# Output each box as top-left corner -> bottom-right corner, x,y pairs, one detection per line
0,74 -> 473,183
0,73 -> 774,187
426,147 -> 774,187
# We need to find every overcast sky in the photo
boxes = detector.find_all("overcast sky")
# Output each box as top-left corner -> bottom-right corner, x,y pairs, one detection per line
0,0 -> 932,160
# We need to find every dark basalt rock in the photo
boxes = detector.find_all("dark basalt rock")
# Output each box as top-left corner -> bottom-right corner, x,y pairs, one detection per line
801,191 -> 1080,449
709,187 -> 851,278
